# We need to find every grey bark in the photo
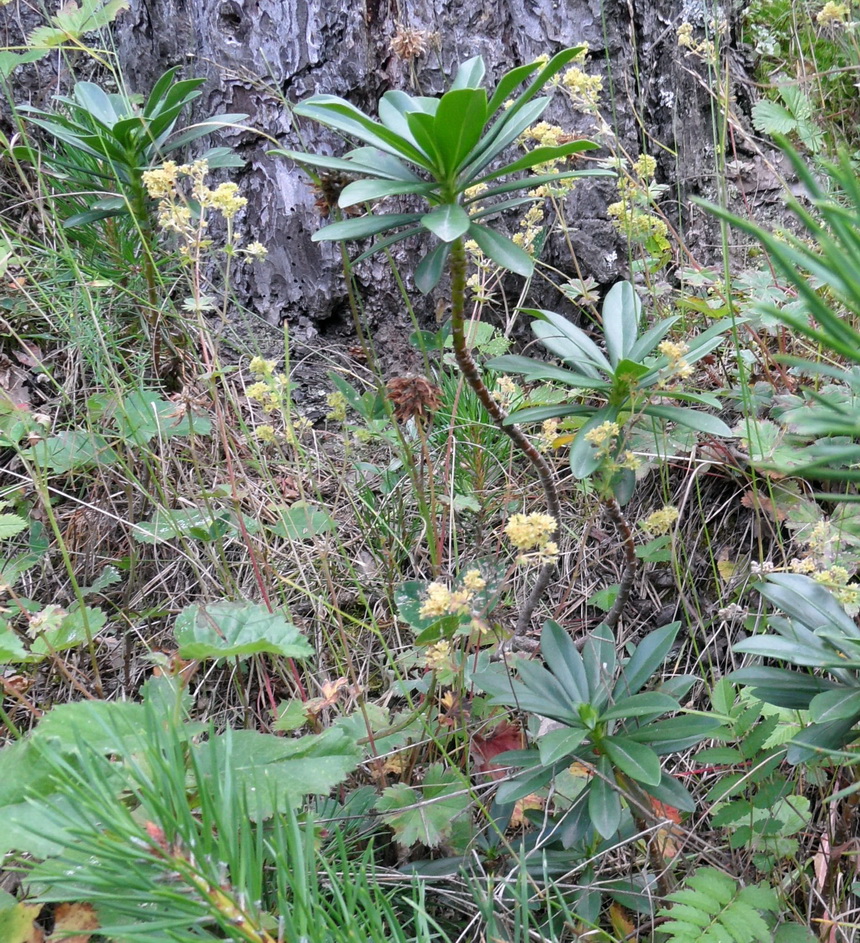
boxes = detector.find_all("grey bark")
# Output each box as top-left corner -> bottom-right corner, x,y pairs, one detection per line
3,0 -> 755,359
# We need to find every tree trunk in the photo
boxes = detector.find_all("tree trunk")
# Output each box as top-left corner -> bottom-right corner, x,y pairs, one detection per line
4,0 -> 754,364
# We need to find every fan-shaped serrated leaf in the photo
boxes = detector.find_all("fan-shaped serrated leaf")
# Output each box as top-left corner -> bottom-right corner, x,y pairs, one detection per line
175,602 -> 313,660
752,101 -> 797,136
195,728 -> 358,817
376,765 -> 470,847
0,515 -> 27,540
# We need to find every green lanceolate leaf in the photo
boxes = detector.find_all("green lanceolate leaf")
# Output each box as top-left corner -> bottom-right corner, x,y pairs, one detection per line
541,619 -> 589,704
759,572 -> 860,639
414,241 -> 452,294
468,223 -> 534,277
641,404 -> 735,438
613,622 -> 681,699
538,727 -> 588,765
589,754 -> 621,838
529,308 -> 612,376
472,139 -> 598,185
433,87 -> 488,173
421,203 -> 471,242
602,280 -> 642,367
311,212 -> 423,242
488,354 -> 610,390
809,688 -> 860,724
600,692 -> 679,721
294,95 -> 433,168
603,736 -> 662,786
338,178 -> 435,208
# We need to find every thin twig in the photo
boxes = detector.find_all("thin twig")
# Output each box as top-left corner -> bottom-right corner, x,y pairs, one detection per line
602,495 -> 639,632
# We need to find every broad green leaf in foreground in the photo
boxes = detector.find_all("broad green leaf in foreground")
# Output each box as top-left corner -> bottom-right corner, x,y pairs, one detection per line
194,728 -> 360,817
174,601 -> 313,660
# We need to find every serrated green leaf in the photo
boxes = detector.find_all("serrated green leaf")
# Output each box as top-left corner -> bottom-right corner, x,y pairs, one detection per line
376,764 -> 470,847
23,431 -> 118,473
195,728 -> 359,817
175,602 -> 313,660
269,501 -> 338,539
0,514 -> 28,540
752,100 -> 798,136
0,622 -> 33,663
30,603 -> 107,654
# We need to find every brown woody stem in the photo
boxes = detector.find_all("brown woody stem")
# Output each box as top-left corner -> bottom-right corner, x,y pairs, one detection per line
448,237 -> 560,636
602,495 -> 638,632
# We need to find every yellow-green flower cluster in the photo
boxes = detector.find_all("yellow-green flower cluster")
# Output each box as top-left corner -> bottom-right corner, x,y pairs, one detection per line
419,569 -> 486,619
633,153 -> 657,179
585,420 -> 620,450
424,640 -> 454,670
255,424 -> 277,443
657,339 -> 694,380
640,505 -> 680,536
817,1 -> 851,23
813,566 -> 860,613
512,202 -> 546,254
522,121 -> 568,148
142,160 -> 180,197
561,66 -> 603,112
142,160 -> 266,264
505,513 -> 558,563
492,375 -> 520,406
202,182 -> 247,219
242,241 -> 269,263
465,240 -> 497,302
537,417 -> 562,452
247,357 -> 292,414
677,22 -> 717,62
249,356 -> 277,376
326,391 -> 348,422
607,200 -> 670,246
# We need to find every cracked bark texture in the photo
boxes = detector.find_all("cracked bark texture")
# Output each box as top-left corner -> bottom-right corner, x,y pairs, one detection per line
4,0 -> 749,353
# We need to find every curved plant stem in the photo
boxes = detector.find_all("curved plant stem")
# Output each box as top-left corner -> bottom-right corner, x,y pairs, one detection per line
602,495 -> 638,632
448,237 -> 561,637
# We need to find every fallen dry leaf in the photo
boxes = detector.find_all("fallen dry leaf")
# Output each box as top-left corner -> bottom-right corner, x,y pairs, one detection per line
48,902 -> 99,943
471,721 -> 525,780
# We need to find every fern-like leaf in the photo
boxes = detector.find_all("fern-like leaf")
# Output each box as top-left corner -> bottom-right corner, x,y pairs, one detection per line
659,868 -> 779,943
